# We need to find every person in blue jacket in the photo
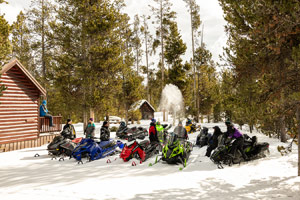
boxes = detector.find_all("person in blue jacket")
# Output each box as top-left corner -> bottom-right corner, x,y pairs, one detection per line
40,100 -> 54,127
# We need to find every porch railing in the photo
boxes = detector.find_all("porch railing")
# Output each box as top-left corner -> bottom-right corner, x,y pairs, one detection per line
39,116 -> 62,133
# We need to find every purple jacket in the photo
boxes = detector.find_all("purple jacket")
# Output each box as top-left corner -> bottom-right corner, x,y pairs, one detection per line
229,128 -> 243,139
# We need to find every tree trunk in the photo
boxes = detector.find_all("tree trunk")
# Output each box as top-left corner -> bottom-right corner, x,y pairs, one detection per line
90,108 -> 95,122
125,103 -> 128,125
160,0 -> 164,93
296,104 -> 300,176
280,115 -> 287,142
190,4 -> 197,118
250,124 -> 253,133
41,0 -> 46,85
83,108 -> 87,133
145,26 -> 150,102
196,71 -> 200,122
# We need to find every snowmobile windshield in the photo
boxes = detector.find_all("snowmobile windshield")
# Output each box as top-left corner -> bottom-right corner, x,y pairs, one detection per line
174,126 -> 185,136
169,133 -> 178,147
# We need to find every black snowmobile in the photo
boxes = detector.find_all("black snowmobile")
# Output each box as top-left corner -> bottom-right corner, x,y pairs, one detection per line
210,134 -> 269,168
120,139 -> 160,163
195,127 -> 212,147
116,122 -> 148,141
47,135 -> 79,159
162,133 -> 193,168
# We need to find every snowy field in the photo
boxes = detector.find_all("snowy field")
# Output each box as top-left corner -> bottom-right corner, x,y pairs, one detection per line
0,121 -> 299,200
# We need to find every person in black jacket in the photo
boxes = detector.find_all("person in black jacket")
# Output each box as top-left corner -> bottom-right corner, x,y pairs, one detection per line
61,119 -> 76,139
100,121 -> 110,141
205,126 -> 222,157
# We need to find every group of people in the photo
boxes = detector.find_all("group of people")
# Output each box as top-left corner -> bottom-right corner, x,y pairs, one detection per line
205,119 -> 250,161
58,117 -> 110,141
148,118 -> 188,144
82,118 -> 111,141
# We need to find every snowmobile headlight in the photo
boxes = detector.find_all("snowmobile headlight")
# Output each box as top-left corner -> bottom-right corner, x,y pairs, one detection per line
56,148 -> 59,151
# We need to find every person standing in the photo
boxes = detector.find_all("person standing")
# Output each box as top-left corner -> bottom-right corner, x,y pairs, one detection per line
62,119 -> 76,139
205,126 -> 222,157
100,121 -> 110,141
84,118 -> 95,139
149,118 -> 159,143
40,100 -> 54,127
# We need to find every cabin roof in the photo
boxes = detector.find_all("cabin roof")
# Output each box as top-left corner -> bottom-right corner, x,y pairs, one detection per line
129,99 -> 155,112
1,58 -> 46,96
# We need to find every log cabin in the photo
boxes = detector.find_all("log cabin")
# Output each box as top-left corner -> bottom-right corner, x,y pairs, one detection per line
0,59 -> 62,152
130,100 -> 155,120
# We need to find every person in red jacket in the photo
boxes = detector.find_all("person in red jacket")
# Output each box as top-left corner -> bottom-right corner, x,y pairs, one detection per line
149,118 -> 159,143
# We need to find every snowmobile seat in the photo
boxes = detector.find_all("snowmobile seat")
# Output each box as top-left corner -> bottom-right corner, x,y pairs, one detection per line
251,136 -> 257,146
139,140 -> 150,148
99,140 -> 115,149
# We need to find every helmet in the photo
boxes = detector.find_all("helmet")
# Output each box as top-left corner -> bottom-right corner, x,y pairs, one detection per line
120,121 -> 126,127
157,121 -> 161,125
151,118 -> 156,123
225,119 -> 233,126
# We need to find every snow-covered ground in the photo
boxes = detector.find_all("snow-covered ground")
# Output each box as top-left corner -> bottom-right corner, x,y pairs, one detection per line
0,121 -> 299,200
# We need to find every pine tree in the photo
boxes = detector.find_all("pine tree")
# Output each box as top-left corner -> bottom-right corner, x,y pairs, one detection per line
11,11 -> 34,72
132,14 -> 143,74
0,0 -> 10,97
183,0 -> 201,117
141,15 -> 153,102
27,0 -> 54,86
150,0 -> 176,92
0,0 -> 11,65
165,21 -> 188,90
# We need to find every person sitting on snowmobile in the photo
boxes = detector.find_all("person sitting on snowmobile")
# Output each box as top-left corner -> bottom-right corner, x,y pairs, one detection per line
225,120 -> 249,161
61,119 -> 76,139
205,126 -> 222,157
156,121 -> 164,143
84,118 -> 95,139
174,121 -> 188,140
149,118 -> 159,143
100,121 -> 110,141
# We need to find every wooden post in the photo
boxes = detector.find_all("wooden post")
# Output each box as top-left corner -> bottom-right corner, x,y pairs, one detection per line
296,105 -> 300,176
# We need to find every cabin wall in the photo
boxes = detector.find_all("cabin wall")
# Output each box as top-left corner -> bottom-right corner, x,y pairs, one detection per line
0,66 -> 39,144
0,134 -> 57,152
140,103 -> 154,120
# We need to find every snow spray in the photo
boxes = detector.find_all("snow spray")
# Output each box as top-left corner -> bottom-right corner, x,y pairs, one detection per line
159,84 -> 184,125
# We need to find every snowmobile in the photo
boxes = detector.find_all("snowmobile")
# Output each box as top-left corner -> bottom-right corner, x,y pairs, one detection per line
116,122 -> 148,141
195,127 -> 212,147
72,138 -> 124,164
210,134 -> 269,168
185,119 -> 196,134
47,135 -> 81,159
120,140 -> 160,162
161,133 -> 193,168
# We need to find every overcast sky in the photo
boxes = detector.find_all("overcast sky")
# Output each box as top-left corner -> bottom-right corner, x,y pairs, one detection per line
1,0 -> 228,69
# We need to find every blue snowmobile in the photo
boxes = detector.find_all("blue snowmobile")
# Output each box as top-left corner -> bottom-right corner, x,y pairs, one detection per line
72,138 -> 124,164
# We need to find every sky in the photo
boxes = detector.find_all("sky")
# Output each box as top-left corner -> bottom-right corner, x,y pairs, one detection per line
1,0 -> 228,69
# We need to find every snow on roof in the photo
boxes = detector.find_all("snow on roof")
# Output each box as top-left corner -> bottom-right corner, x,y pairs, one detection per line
129,99 -> 155,112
